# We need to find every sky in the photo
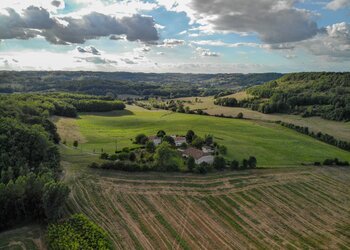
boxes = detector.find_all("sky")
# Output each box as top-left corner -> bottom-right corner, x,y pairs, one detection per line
0,0 -> 349,73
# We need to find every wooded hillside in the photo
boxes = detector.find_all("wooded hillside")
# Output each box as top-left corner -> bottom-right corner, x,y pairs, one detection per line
242,72 -> 350,121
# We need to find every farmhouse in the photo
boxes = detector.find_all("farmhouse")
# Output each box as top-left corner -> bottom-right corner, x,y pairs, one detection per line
148,136 -> 161,146
182,147 -> 214,165
172,136 -> 187,147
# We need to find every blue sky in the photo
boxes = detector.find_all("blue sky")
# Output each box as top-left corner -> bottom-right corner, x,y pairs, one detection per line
0,0 -> 349,73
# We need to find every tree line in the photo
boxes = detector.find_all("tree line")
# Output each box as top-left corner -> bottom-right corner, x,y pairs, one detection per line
0,93 -> 125,118
0,71 -> 282,98
0,100 -> 68,230
278,121 -> 350,152
0,92 -> 126,231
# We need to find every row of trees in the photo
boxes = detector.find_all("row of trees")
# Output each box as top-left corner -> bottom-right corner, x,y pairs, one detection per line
214,97 -> 239,107
0,93 -> 125,119
320,158 -> 349,166
278,121 -> 350,151
186,156 -> 258,174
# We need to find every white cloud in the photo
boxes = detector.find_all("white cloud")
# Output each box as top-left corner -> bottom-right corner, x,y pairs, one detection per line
134,46 -> 151,53
326,0 -> 350,10
157,0 -> 319,44
158,39 -> 186,48
0,7 -> 159,44
77,46 -> 101,55
191,40 -> 262,48
195,47 -> 219,57
298,22 -> 350,59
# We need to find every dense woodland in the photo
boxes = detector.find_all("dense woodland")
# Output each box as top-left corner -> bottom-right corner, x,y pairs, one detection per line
0,92 -> 125,231
0,71 -> 282,98
241,73 -> 350,121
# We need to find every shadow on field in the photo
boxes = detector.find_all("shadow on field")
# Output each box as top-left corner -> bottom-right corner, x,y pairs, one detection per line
80,109 -> 135,117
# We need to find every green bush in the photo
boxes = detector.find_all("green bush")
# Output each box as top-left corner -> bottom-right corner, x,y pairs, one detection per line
47,214 -> 112,250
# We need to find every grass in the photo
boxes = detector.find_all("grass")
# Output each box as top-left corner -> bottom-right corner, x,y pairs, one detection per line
175,94 -> 350,141
56,105 -> 350,166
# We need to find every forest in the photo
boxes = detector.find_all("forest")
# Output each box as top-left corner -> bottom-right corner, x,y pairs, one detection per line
240,72 -> 350,121
0,71 -> 282,98
0,92 -> 125,231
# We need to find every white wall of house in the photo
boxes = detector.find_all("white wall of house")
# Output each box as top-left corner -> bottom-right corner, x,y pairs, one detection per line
195,155 -> 214,165
202,147 -> 214,153
153,138 -> 161,146
175,139 -> 186,146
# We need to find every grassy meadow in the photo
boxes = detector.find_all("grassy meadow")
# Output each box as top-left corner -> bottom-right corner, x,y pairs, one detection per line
175,94 -> 350,141
55,105 -> 350,166
54,104 -> 350,249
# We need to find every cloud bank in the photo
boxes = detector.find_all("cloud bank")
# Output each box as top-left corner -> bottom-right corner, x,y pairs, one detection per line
0,6 -> 159,44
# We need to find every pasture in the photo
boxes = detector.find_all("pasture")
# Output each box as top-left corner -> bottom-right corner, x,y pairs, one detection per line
56,105 -> 350,166
54,105 -> 350,249
175,94 -> 350,142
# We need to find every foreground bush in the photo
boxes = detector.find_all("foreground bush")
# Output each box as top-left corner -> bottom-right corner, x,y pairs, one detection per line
47,214 -> 112,250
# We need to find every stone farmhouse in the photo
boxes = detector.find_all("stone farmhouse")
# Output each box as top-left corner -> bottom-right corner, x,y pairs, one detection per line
182,147 -> 214,165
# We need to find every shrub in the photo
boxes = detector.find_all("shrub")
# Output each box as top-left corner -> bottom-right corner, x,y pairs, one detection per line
100,153 -> 109,160
213,156 -> 226,170
187,156 -> 196,172
117,152 -> 129,161
157,130 -> 166,138
145,141 -> 156,153
323,158 -> 349,166
129,152 -> 136,162
194,163 -> 209,174
248,156 -> 257,169
236,112 -> 244,119
218,145 -> 227,155
47,214 -> 112,250
230,160 -> 239,170
135,134 -> 148,144
162,135 -> 175,146
204,134 -> 214,146
241,159 -> 248,169
192,136 -> 204,149
186,130 -> 195,143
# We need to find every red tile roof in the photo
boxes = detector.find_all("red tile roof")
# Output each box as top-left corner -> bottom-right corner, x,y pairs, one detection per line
148,136 -> 160,140
183,147 -> 207,160
174,136 -> 186,142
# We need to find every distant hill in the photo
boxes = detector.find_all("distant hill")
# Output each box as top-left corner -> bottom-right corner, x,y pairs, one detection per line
0,71 -> 282,98
243,72 -> 350,121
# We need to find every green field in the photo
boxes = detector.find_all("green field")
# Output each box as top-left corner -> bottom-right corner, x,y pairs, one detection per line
175,94 -> 350,141
56,105 -> 350,166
